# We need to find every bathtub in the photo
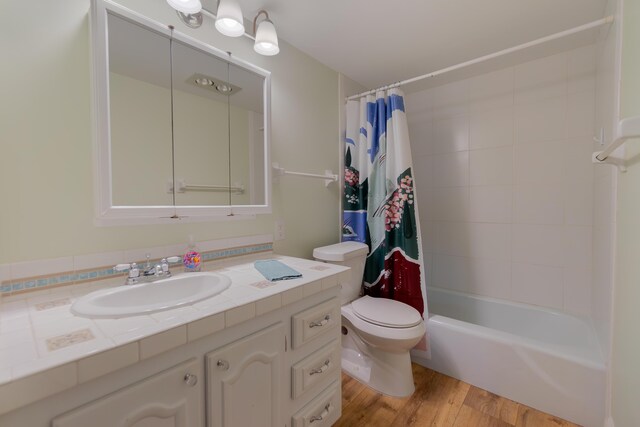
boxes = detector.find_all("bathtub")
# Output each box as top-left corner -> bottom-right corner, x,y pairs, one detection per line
413,287 -> 605,427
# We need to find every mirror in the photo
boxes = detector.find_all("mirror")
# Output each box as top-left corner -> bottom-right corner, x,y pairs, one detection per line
92,1 -> 271,223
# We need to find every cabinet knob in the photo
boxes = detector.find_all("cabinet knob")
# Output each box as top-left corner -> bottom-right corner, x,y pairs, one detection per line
183,373 -> 198,387
217,359 -> 230,371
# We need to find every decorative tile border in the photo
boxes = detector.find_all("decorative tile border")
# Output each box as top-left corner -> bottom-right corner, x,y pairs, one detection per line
46,329 -> 95,352
1,242 -> 273,296
35,298 -> 73,311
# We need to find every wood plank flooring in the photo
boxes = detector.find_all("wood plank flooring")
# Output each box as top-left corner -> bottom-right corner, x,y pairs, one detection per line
334,364 -> 581,427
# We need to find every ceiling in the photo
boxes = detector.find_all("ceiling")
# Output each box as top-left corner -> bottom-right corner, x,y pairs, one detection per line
216,0 -> 609,90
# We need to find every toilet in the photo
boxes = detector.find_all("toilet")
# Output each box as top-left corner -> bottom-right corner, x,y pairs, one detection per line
313,241 -> 426,397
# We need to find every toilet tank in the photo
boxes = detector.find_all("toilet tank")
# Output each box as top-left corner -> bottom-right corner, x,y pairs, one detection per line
313,242 -> 369,305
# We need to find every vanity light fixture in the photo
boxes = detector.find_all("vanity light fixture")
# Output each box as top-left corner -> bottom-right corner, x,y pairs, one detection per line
215,0 -> 245,37
253,10 -> 279,56
168,0 -> 280,56
166,0 -> 202,15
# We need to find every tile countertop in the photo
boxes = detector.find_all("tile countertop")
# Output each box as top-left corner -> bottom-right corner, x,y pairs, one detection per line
0,254 -> 348,402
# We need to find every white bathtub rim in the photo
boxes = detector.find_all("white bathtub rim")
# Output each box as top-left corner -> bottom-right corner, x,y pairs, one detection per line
428,314 -> 606,371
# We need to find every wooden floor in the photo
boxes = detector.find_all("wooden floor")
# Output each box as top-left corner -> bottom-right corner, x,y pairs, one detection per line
334,364 -> 581,427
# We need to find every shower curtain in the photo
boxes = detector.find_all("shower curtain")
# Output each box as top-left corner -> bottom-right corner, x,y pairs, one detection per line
342,88 -> 425,316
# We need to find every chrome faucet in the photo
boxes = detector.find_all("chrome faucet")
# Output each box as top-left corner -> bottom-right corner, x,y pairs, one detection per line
114,256 -> 181,286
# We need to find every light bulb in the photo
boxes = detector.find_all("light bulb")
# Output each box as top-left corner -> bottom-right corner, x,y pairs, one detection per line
254,19 -> 279,56
215,0 -> 245,37
166,0 -> 202,15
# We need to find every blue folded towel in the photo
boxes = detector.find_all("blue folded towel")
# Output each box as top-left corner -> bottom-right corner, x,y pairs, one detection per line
254,260 -> 302,282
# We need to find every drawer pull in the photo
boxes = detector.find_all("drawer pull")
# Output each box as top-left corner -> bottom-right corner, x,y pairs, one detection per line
183,373 -> 198,387
309,360 -> 331,376
309,315 -> 330,328
309,403 -> 331,423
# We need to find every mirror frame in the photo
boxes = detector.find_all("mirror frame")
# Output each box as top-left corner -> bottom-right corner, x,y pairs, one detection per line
90,0 -> 272,225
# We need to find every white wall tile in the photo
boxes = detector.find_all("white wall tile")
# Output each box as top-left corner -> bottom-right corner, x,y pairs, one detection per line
408,117 -> 433,157
469,146 -> 513,186
468,223 -> 512,261
406,89 -> 433,113
432,115 -> 469,154
418,188 -> 436,222
11,257 -> 74,280
74,251 -> 125,271
432,187 -> 469,222
469,186 -> 513,223
420,220 -> 437,254
514,185 -> 565,225
514,142 -> 564,187
567,90 -> 595,138
563,137 -> 595,184
564,181 -> 593,226
563,266 -> 592,316
515,96 -> 567,144
568,44 -> 596,94
413,155 -> 434,189
408,46 -> 597,317
432,80 -> 469,109
423,252 -> 433,288
469,107 -> 514,150
123,247 -> 168,265
514,52 -> 567,105
432,152 -> 469,187
435,222 -> 470,257
564,226 -> 592,268
0,264 -> 10,284
512,224 -> 565,266
467,259 -> 511,300
512,263 -> 563,309
432,254 -> 470,292
467,68 -> 514,111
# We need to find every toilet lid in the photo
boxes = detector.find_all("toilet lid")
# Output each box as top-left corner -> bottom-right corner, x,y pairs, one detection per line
351,296 -> 422,328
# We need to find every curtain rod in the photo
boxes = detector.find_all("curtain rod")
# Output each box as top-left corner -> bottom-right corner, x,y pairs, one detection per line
346,16 -> 614,101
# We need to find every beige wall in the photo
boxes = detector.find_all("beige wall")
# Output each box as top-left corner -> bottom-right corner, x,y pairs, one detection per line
0,0 -> 340,264
611,0 -> 640,424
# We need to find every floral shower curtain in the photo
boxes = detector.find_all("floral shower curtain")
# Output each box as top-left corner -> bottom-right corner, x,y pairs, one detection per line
342,88 -> 425,316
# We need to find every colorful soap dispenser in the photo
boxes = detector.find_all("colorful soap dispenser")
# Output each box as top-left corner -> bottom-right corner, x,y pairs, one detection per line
183,235 -> 202,272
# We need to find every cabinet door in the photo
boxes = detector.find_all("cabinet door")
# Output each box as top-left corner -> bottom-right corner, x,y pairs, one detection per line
206,323 -> 284,427
52,358 -> 203,427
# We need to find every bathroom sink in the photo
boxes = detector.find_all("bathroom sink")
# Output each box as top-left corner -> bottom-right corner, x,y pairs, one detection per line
71,272 -> 231,318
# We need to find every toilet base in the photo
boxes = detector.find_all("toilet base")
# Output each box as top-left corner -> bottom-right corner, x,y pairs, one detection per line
341,326 -> 416,397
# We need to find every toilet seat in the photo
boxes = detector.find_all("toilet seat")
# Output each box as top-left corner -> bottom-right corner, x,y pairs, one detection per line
351,295 -> 422,328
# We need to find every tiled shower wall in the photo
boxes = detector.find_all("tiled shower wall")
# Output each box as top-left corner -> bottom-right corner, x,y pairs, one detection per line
406,45 -> 597,316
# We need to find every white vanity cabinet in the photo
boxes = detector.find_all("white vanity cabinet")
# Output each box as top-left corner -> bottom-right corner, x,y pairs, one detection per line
0,271 -> 345,427
206,323 -> 284,427
52,358 -> 204,427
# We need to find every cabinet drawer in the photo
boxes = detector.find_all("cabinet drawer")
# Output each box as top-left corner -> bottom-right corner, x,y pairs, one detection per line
291,298 -> 339,349
291,339 -> 341,399
292,381 -> 341,427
